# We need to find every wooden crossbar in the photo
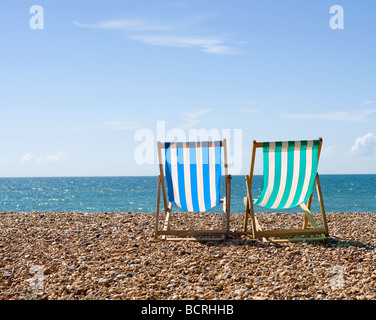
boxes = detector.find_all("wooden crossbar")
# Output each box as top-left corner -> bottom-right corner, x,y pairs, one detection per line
158,230 -> 227,236
263,235 -> 326,243
158,141 -> 223,148
256,228 -> 326,238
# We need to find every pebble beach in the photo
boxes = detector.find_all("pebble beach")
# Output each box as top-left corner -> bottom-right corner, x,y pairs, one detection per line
1,211 -> 376,300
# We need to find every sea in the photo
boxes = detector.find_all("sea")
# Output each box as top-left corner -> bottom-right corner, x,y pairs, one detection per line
0,175 -> 375,214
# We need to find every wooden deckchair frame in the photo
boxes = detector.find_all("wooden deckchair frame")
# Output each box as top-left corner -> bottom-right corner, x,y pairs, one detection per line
155,139 -> 232,241
243,137 -> 329,243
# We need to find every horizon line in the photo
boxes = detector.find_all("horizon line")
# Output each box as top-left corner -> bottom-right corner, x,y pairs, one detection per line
1,173 -> 376,179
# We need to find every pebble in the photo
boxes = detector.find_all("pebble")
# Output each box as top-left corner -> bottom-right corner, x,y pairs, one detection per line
1,211 -> 376,300
115,274 -> 127,280
196,287 -> 205,294
98,278 -> 111,285
320,262 -> 331,267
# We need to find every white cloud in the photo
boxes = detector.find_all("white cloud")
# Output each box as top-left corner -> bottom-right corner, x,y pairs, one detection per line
285,109 -> 376,122
73,19 -> 172,31
20,152 -> 67,164
20,153 -> 34,164
74,17 -> 244,55
350,133 -> 376,156
129,35 -> 240,55
362,100 -> 376,105
39,151 -> 67,163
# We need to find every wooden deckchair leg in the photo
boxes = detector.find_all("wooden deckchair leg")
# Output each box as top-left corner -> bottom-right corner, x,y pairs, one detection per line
157,142 -> 168,213
221,175 -> 231,237
226,175 -> 232,235
222,196 -> 227,231
221,176 -> 226,232
245,175 -> 258,238
161,203 -> 173,240
243,197 -> 249,232
243,206 -> 248,232
302,212 -> 309,229
222,139 -> 231,237
243,176 -> 249,232
316,174 -> 329,236
244,197 -> 261,237
155,175 -> 162,238
164,203 -> 173,230
244,140 -> 257,235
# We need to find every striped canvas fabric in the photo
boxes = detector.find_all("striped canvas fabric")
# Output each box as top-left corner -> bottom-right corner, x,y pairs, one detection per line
255,140 -> 319,209
164,141 -> 222,212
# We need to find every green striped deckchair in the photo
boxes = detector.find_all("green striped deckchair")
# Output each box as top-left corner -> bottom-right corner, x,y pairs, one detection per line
155,139 -> 232,241
243,138 -> 329,242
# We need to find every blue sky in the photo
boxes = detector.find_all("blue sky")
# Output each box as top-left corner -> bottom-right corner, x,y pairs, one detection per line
1,0 -> 376,177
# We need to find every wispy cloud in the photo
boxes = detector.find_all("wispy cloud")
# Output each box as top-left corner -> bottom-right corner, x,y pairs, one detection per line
350,133 -> 376,156
20,151 -> 67,164
20,153 -> 33,164
129,35 -> 239,55
362,100 -> 376,105
73,19 -> 172,31
180,108 -> 213,129
74,16 -> 245,55
284,108 -> 376,122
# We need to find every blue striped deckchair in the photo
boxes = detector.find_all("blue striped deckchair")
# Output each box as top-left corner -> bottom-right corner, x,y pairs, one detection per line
155,140 -> 231,241
243,138 -> 329,242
